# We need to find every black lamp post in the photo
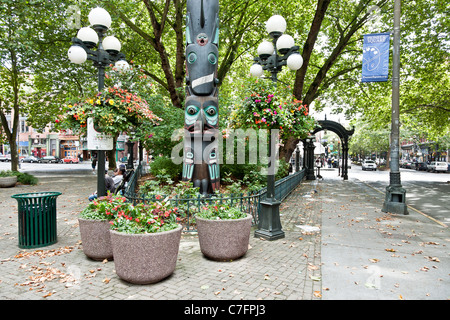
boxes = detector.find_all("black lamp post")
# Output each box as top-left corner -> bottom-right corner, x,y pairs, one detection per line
305,135 -> 316,180
382,0 -> 408,215
68,7 -> 129,197
250,15 -> 303,241
126,139 -> 134,170
295,145 -> 300,172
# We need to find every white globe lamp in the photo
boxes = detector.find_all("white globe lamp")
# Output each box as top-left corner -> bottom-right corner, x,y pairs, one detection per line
250,64 -> 264,77
276,34 -> 295,54
266,15 -> 286,37
67,45 -> 87,64
115,60 -> 130,72
88,7 -> 111,30
257,41 -> 274,59
287,53 -> 303,71
102,36 -> 121,54
76,27 -> 98,48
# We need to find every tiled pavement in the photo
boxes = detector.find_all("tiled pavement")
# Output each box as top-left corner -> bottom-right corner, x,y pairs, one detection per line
0,170 -> 448,303
0,173 -> 322,301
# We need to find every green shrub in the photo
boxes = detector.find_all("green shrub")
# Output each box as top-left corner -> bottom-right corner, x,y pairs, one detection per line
149,156 -> 182,180
0,170 -> 14,177
0,170 -> 38,185
15,172 -> 38,185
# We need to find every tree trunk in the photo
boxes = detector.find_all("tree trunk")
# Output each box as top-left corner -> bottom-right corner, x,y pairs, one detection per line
280,137 -> 300,164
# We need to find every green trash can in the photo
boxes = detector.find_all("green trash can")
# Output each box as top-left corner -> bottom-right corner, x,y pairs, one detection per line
11,192 -> 62,249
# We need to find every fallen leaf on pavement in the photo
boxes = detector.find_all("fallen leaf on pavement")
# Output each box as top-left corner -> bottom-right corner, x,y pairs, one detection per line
425,256 -> 440,262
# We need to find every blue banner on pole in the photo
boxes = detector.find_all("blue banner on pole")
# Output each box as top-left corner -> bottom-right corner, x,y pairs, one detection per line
361,32 -> 390,82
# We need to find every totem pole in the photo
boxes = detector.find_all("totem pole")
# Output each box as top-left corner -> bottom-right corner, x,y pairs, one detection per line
182,0 -> 220,194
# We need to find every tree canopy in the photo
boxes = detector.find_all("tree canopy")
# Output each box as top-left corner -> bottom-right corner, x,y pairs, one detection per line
1,0 -> 448,170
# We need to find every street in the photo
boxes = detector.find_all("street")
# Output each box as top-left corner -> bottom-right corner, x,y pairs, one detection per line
319,165 -> 450,227
1,161 -> 105,176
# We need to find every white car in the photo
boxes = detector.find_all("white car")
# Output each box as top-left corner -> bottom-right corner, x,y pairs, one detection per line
428,161 -> 448,172
362,160 -> 377,171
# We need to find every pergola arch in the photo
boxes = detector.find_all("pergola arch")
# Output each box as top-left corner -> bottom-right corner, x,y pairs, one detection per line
302,119 -> 354,180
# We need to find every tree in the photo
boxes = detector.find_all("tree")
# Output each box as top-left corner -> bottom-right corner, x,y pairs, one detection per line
89,0 -> 295,109
348,118 -> 389,160
5,0 -> 447,172
0,0 -> 101,170
313,0 -> 449,141
277,0 -> 393,161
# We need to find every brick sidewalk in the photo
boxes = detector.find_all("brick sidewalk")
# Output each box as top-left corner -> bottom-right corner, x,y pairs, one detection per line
0,174 -> 322,300
1,171 -> 447,301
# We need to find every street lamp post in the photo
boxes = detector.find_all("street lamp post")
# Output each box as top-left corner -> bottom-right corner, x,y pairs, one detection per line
382,0 -> 408,215
250,15 -> 303,241
67,7 -> 129,197
305,135 -> 316,180
295,145 -> 300,172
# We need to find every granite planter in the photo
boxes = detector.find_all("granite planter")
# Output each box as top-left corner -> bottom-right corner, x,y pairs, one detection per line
78,218 -> 113,261
0,176 -> 17,188
196,214 -> 252,261
110,225 -> 182,284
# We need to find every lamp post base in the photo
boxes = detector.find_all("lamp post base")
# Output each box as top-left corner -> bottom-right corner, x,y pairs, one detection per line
306,169 -> 316,180
382,185 -> 408,215
254,199 -> 285,241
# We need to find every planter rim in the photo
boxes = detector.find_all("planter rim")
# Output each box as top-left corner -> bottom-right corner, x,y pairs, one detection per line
78,217 -> 110,222
195,214 -> 252,222
110,224 -> 182,237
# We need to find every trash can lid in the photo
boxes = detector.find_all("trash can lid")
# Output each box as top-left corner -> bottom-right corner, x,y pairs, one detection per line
11,192 -> 62,199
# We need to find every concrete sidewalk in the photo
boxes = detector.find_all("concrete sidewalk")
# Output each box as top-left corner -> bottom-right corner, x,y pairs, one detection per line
318,170 -> 449,300
0,170 -> 448,300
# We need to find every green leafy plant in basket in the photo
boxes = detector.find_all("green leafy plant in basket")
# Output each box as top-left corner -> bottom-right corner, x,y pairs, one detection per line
197,203 -> 247,220
110,200 -> 181,234
80,194 -> 129,221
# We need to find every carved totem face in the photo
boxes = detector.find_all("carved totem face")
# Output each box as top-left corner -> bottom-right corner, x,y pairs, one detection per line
184,96 -> 219,133
186,42 -> 219,96
185,0 -> 219,96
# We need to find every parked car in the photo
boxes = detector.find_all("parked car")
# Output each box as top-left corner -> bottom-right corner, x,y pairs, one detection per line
63,156 -> 79,163
414,162 -> 428,171
428,161 -> 448,173
362,160 -> 377,171
40,156 -> 60,163
21,156 -> 40,163
0,153 -> 7,162
401,161 -> 413,169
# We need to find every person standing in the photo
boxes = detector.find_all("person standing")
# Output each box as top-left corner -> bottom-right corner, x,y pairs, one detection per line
91,152 -> 97,174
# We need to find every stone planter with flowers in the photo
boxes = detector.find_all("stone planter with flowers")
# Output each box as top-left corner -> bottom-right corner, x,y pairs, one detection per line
78,194 -> 128,261
109,201 -> 182,284
196,204 -> 252,261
